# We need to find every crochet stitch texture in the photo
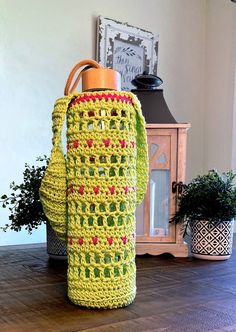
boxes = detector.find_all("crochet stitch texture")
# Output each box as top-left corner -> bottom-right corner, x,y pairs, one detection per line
40,91 -> 148,308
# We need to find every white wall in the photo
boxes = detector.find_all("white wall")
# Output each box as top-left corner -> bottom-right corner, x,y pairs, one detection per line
0,0 -> 209,245
204,0 -> 236,172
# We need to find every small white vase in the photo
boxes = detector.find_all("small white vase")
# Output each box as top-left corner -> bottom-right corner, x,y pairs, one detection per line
190,219 -> 234,260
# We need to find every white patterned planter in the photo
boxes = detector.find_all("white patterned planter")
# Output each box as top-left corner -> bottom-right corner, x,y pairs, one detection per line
190,219 -> 234,260
46,222 -> 67,260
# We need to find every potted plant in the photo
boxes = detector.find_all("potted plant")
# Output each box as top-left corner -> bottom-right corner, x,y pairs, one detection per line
0,156 -> 67,259
171,169 -> 236,260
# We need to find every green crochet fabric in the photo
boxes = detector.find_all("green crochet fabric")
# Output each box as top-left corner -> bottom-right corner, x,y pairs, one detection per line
40,91 -> 148,308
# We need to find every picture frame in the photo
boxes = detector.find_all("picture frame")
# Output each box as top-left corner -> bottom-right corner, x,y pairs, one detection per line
96,16 -> 159,91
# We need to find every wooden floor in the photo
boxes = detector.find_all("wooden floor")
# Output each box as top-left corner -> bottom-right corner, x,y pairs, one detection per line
1,242 -> 236,332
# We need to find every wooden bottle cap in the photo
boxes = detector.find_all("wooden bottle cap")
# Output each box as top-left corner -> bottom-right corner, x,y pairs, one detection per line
64,59 -> 121,95
82,68 -> 121,91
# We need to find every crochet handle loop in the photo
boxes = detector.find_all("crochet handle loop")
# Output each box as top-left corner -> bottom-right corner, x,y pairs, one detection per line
52,98 -> 70,150
132,96 -> 149,205
39,97 -> 72,242
64,59 -> 101,95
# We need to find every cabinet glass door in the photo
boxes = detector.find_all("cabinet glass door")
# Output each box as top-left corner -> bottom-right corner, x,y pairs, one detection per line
136,128 -> 177,242
150,170 -> 170,236
136,201 -> 144,236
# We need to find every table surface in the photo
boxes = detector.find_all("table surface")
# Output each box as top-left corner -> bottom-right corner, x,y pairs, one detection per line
0,241 -> 236,332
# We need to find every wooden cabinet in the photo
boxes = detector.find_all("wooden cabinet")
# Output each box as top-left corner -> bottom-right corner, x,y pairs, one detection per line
136,123 -> 190,257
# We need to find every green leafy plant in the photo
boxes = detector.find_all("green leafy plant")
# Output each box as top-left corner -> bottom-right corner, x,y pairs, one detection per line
171,169 -> 236,235
1,156 -> 49,234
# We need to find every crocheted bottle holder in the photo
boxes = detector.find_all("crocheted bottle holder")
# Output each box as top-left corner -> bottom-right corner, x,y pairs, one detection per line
40,63 -> 148,309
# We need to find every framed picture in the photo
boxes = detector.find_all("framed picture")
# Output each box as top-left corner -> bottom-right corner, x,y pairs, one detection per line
96,16 -> 159,91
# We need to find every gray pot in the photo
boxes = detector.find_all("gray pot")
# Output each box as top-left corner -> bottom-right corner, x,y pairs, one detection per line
46,222 -> 67,259
190,219 -> 234,260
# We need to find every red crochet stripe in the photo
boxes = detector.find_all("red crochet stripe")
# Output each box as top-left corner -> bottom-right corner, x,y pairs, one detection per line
72,93 -> 133,105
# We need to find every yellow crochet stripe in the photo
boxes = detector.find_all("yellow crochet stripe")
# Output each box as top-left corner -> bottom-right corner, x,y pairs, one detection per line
40,91 -> 148,309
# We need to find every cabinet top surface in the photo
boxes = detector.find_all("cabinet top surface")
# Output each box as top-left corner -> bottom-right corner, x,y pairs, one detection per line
146,123 -> 191,129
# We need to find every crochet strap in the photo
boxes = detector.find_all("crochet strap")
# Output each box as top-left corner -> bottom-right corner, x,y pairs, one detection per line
39,96 -> 72,242
131,94 -> 149,205
51,96 -> 72,149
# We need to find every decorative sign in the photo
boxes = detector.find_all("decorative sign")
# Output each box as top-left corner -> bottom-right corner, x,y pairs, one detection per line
97,16 -> 159,91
